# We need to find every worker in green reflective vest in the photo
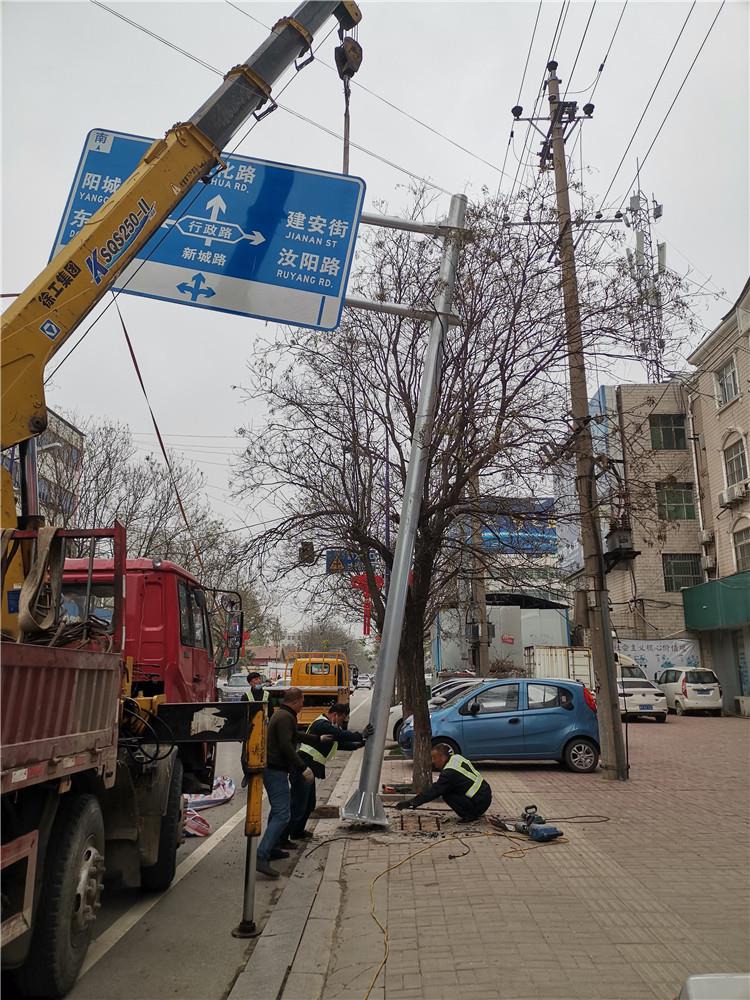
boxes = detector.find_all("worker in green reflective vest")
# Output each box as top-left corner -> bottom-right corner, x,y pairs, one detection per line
396,743 -> 492,822
287,703 -> 373,842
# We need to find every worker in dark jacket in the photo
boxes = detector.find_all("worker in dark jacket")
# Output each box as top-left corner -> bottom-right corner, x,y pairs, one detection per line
396,744 -> 492,822
288,704 -> 373,840
256,687 -> 314,878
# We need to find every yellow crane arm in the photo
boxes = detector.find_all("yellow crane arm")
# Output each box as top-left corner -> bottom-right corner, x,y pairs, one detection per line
1,124 -> 220,449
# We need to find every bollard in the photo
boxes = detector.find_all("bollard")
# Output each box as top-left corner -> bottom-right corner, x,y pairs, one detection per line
232,703 -> 266,938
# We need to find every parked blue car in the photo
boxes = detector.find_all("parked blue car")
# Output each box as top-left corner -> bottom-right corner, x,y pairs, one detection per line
398,678 -> 600,773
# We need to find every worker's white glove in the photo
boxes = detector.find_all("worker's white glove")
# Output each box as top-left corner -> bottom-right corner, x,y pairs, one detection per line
302,767 -> 315,784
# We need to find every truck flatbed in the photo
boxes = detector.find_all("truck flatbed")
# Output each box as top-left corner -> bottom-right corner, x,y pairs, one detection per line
1,642 -> 120,794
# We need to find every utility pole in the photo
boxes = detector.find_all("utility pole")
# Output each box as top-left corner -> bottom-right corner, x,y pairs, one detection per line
470,472 -> 490,676
544,62 -> 628,780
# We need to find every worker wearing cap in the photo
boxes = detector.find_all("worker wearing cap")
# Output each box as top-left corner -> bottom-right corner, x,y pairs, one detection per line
396,743 -> 492,822
287,703 -> 373,840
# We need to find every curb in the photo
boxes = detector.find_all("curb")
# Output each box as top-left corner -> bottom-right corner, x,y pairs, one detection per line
227,750 -> 363,1000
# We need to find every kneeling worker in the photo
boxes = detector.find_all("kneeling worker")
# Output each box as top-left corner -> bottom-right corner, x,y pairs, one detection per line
396,744 -> 491,822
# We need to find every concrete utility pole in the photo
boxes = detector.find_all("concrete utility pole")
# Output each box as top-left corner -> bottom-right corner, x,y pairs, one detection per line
342,193 -> 468,824
545,63 -> 628,780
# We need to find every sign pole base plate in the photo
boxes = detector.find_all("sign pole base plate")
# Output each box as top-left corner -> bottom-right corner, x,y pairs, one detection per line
232,920 -> 260,939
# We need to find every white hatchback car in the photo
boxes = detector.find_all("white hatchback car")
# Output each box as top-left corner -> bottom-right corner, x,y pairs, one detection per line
618,677 -> 668,721
656,668 -> 723,716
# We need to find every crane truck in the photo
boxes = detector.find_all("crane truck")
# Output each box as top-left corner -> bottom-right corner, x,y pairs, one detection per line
0,3 -> 362,995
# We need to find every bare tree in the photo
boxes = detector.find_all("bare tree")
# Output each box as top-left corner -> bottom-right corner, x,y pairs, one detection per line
234,184 -> 696,789
38,415 -> 279,650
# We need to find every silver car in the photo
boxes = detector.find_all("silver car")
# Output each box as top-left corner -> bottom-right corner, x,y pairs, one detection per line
217,673 -> 251,702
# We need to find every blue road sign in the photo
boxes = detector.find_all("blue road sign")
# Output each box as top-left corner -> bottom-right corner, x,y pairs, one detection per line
52,129 -> 366,331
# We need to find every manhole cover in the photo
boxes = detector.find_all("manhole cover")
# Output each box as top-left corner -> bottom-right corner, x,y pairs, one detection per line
397,814 -> 442,833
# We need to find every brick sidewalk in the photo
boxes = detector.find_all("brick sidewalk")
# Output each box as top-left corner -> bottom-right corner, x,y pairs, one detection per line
283,715 -> 750,1000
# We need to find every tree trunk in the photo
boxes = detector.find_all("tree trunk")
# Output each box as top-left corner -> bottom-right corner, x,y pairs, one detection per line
399,627 -> 432,793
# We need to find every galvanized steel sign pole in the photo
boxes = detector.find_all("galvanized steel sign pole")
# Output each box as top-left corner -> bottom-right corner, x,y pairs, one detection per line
342,193 -> 468,825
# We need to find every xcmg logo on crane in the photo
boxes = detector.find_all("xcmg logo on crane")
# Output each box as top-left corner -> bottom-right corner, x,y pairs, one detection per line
84,197 -> 156,285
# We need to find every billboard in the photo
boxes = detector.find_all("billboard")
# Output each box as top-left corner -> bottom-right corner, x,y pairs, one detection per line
480,498 -> 557,555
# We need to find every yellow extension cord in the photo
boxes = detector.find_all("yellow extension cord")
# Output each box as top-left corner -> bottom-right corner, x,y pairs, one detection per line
362,829 -> 569,1000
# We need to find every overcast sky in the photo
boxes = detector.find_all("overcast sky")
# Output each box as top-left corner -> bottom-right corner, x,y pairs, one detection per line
2,0 -> 748,628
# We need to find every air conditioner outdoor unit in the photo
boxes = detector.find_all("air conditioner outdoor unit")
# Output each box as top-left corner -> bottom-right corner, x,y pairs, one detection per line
701,529 -> 715,545
701,554 -> 716,571
719,483 -> 747,508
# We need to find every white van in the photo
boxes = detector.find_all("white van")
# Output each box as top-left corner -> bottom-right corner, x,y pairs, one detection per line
656,668 -> 723,716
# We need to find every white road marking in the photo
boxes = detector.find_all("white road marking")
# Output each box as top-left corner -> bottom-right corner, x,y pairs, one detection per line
348,690 -> 373,731
80,803 -> 248,977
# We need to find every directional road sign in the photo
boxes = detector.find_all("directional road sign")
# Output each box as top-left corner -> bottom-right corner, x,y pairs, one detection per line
52,129 -> 366,331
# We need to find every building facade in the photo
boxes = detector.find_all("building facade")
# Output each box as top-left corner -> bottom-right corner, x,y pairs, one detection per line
2,410 -> 85,518
683,278 -> 750,711
608,381 -> 703,643
556,382 -> 702,646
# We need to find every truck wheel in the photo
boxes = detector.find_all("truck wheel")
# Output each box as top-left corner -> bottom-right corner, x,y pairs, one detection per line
15,794 -> 105,998
140,757 -> 184,892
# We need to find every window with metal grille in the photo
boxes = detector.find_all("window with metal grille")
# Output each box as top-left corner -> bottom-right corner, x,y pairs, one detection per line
716,357 -> 740,407
662,553 -> 702,591
724,439 -> 749,487
657,482 -> 696,520
649,414 -> 687,450
735,527 -> 750,573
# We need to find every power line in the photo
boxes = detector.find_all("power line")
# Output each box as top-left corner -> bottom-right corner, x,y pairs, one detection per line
584,2 -> 726,270
132,431 -> 244,439
566,0 -> 629,164
91,1 -> 453,194
91,0 -> 220,73
506,0 -> 571,204
498,0 -> 543,196
616,1 -> 726,201
587,0 -> 628,103
226,0 -> 511,183
596,1 -> 696,211
114,297 -> 206,571
561,0 -> 598,102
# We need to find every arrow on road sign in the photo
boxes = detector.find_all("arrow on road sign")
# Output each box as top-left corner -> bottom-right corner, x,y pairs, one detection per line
176,272 -> 216,302
204,194 -> 227,247
172,216 -> 265,247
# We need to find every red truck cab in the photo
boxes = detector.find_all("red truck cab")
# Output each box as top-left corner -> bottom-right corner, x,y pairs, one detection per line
62,558 -> 216,703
